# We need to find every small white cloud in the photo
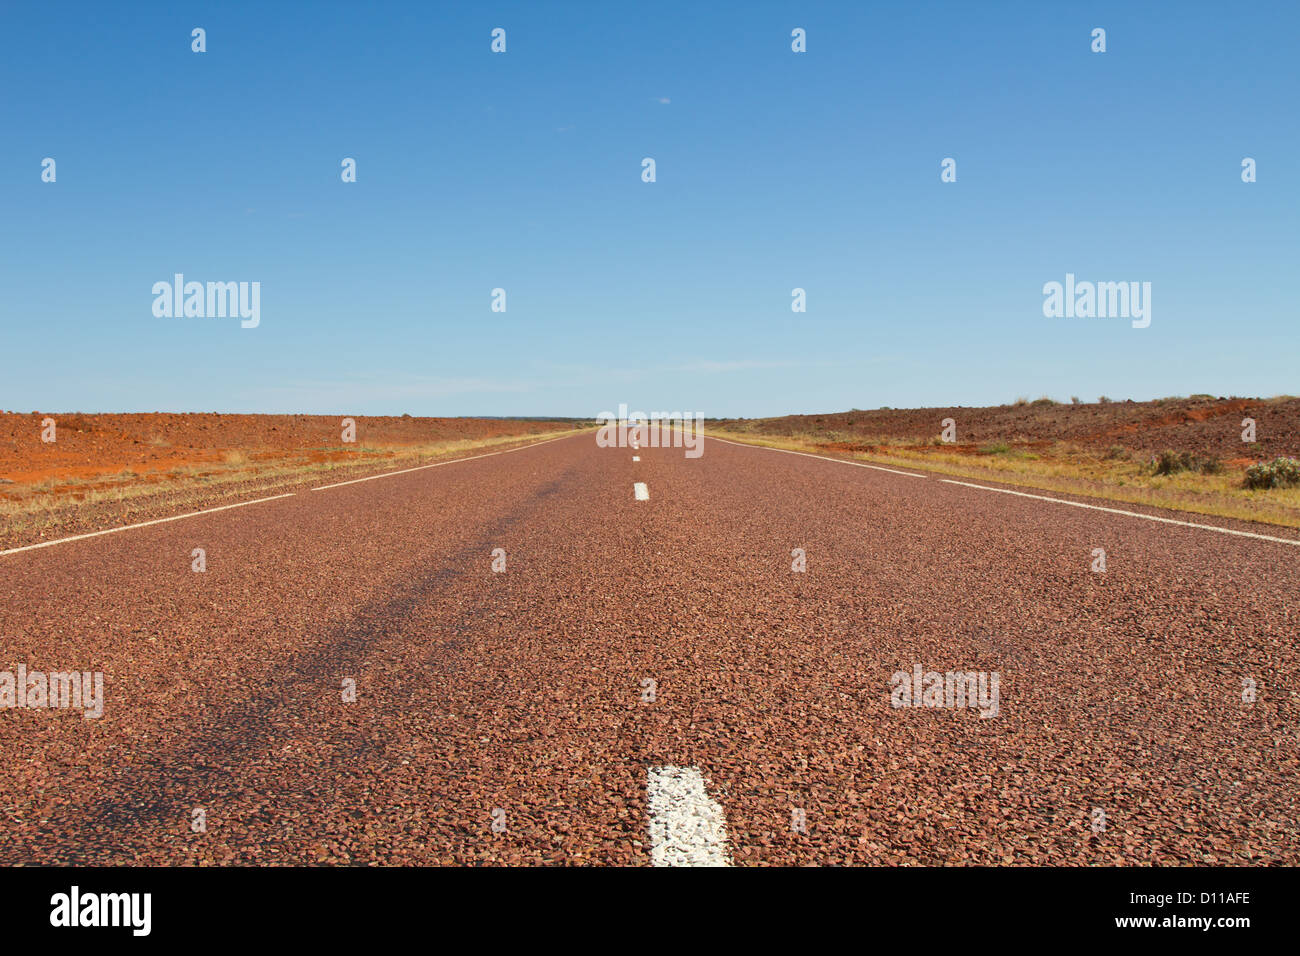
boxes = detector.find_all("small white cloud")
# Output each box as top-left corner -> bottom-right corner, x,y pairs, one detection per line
656,97 -> 671,105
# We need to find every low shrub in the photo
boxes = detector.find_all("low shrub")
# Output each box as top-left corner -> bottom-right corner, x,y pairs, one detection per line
1244,457 -> 1300,490
1151,450 -> 1221,476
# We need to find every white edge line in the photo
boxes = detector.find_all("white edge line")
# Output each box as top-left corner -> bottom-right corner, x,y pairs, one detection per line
712,434 -> 1300,546
311,432 -> 579,491
1,432 -> 588,557
705,433 -> 927,478
708,431 -> 1299,547
940,479 -> 1300,546
0,493 -> 297,557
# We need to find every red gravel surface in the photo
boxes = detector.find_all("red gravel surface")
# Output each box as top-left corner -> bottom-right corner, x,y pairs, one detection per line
1,433 -> 1296,864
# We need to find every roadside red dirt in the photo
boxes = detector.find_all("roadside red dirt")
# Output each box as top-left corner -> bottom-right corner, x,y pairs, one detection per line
0,412 -> 577,499
716,396 -> 1299,460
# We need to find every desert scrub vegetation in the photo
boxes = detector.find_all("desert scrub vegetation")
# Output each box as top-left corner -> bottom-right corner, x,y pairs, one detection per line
1150,450 -> 1222,476
1244,457 -> 1300,490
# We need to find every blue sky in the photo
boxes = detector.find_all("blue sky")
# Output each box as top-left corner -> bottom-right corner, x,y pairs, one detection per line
2,1 -> 1296,417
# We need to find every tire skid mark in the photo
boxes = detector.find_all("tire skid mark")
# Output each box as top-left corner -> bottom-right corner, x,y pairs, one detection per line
0,470 -> 577,862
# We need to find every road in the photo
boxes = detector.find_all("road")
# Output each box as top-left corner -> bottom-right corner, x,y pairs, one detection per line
1,431 -> 1297,864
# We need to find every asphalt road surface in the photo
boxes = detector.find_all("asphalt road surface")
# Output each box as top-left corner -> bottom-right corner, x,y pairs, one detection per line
2,432 -> 1297,865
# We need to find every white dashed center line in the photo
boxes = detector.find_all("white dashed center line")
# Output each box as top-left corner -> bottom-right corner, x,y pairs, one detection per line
646,766 -> 733,867
634,482 -> 649,500
632,456 -> 640,462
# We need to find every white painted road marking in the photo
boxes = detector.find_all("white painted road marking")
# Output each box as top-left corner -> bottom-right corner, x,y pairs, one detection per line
708,432 -> 1300,548
1,433 -> 584,557
706,434 -> 927,478
634,482 -> 650,500
632,456 -> 640,462
646,766 -> 733,867
312,432 -> 577,491
0,493 -> 297,557
940,479 -> 1300,546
